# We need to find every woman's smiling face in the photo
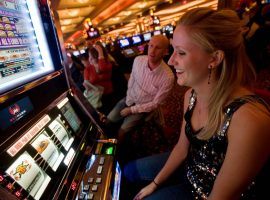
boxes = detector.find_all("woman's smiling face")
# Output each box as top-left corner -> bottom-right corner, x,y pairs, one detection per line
168,25 -> 213,88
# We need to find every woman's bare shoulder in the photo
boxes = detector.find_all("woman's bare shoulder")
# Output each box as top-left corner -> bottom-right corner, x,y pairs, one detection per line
233,101 -> 270,127
228,101 -> 270,146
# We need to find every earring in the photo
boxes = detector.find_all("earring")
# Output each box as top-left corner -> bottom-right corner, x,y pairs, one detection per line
208,66 -> 212,84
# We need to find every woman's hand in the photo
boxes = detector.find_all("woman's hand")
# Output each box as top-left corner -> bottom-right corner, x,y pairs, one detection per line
133,182 -> 157,200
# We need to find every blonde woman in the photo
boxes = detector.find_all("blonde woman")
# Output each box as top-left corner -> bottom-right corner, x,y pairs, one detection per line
124,8 -> 270,200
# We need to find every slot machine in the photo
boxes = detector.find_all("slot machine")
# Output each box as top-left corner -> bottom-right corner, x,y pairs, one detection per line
131,35 -> 145,55
0,1 -> 120,199
119,37 -> 139,58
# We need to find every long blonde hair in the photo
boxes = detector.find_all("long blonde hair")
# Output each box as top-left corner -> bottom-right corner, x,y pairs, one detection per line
178,8 -> 256,139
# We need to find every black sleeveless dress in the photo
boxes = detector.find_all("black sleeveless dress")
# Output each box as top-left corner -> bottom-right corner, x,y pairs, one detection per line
184,90 -> 270,199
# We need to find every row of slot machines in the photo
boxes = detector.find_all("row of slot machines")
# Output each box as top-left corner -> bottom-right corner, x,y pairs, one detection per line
117,31 -> 158,58
117,26 -> 174,58
0,1 -> 120,200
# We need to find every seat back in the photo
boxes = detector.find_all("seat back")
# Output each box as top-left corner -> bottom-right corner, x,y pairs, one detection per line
254,88 -> 270,106
253,88 -> 270,198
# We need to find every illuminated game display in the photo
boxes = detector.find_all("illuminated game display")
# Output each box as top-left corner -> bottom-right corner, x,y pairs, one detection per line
119,38 -> 130,48
3,99 -> 79,199
131,35 -> 142,45
57,97 -> 82,133
0,96 -> 34,131
72,51 -> 80,56
153,30 -> 161,35
0,0 -> 55,94
112,162 -> 121,200
6,152 -> 51,200
143,32 -> 152,42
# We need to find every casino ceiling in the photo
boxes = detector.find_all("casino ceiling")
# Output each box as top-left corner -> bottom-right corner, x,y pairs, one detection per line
50,0 -> 227,46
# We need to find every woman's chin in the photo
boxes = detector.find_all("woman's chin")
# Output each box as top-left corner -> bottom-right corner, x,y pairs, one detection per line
177,79 -> 185,86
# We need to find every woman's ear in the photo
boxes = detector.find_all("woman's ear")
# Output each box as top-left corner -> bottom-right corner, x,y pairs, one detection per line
210,50 -> 224,68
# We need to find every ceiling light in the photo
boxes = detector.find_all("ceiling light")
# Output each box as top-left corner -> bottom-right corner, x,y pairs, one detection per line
122,11 -> 132,16
68,9 -> 79,17
124,22 -> 136,27
111,17 -> 120,21
75,0 -> 89,3
138,2 -> 147,8
60,19 -> 73,25
155,0 -> 209,15
198,1 -> 217,8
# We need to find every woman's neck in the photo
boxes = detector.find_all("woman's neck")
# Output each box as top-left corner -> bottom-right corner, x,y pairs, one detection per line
193,84 -> 213,104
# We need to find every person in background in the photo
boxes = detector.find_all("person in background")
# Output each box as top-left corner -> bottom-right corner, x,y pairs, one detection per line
124,8 -> 270,200
80,50 -> 90,68
106,42 -> 129,104
106,35 -> 175,144
110,40 -> 133,77
83,42 -> 113,112
239,2 -> 270,72
69,54 -> 85,92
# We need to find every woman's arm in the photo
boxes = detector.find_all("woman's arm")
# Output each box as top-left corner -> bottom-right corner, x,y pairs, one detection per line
133,89 -> 192,200
94,44 -> 112,73
209,103 -> 270,200
153,118 -> 190,185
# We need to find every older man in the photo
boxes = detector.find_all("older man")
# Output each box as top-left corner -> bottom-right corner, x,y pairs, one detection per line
107,35 -> 175,143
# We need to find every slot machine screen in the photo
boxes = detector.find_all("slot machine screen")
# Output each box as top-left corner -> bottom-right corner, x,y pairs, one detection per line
112,162 -> 121,200
143,33 -> 151,42
6,151 -> 51,200
57,97 -> 81,133
123,48 -> 135,56
137,45 -> 145,53
80,49 -> 86,54
153,30 -> 161,35
30,130 -> 63,170
164,25 -> 174,34
72,51 -> 80,56
132,36 -> 141,45
87,30 -> 100,39
0,0 -> 56,95
119,39 -> 130,48
3,110 -> 75,200
48,117 -> 74,151
0,96 -> 34,131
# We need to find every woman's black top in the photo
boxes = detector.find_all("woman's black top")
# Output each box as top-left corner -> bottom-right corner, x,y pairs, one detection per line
184,89 -> 269,199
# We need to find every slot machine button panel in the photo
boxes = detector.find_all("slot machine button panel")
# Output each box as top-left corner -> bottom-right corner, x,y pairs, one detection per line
83,184 -> 90,191
91,184 -> 98,192
87,177 -> 94,183
95,177 -> 102,184
99,156 -> 105,165
86,193 -> 94,200
97,166 -> 103,174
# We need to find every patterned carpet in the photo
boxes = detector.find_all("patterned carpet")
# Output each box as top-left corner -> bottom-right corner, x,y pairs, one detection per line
127,67 -> 270,160
128,82 -> 188,159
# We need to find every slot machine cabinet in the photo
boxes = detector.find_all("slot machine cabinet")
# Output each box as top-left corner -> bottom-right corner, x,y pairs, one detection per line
0,87 -> 116,200
0,89 -> 98,200
0,1 -> 120,199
